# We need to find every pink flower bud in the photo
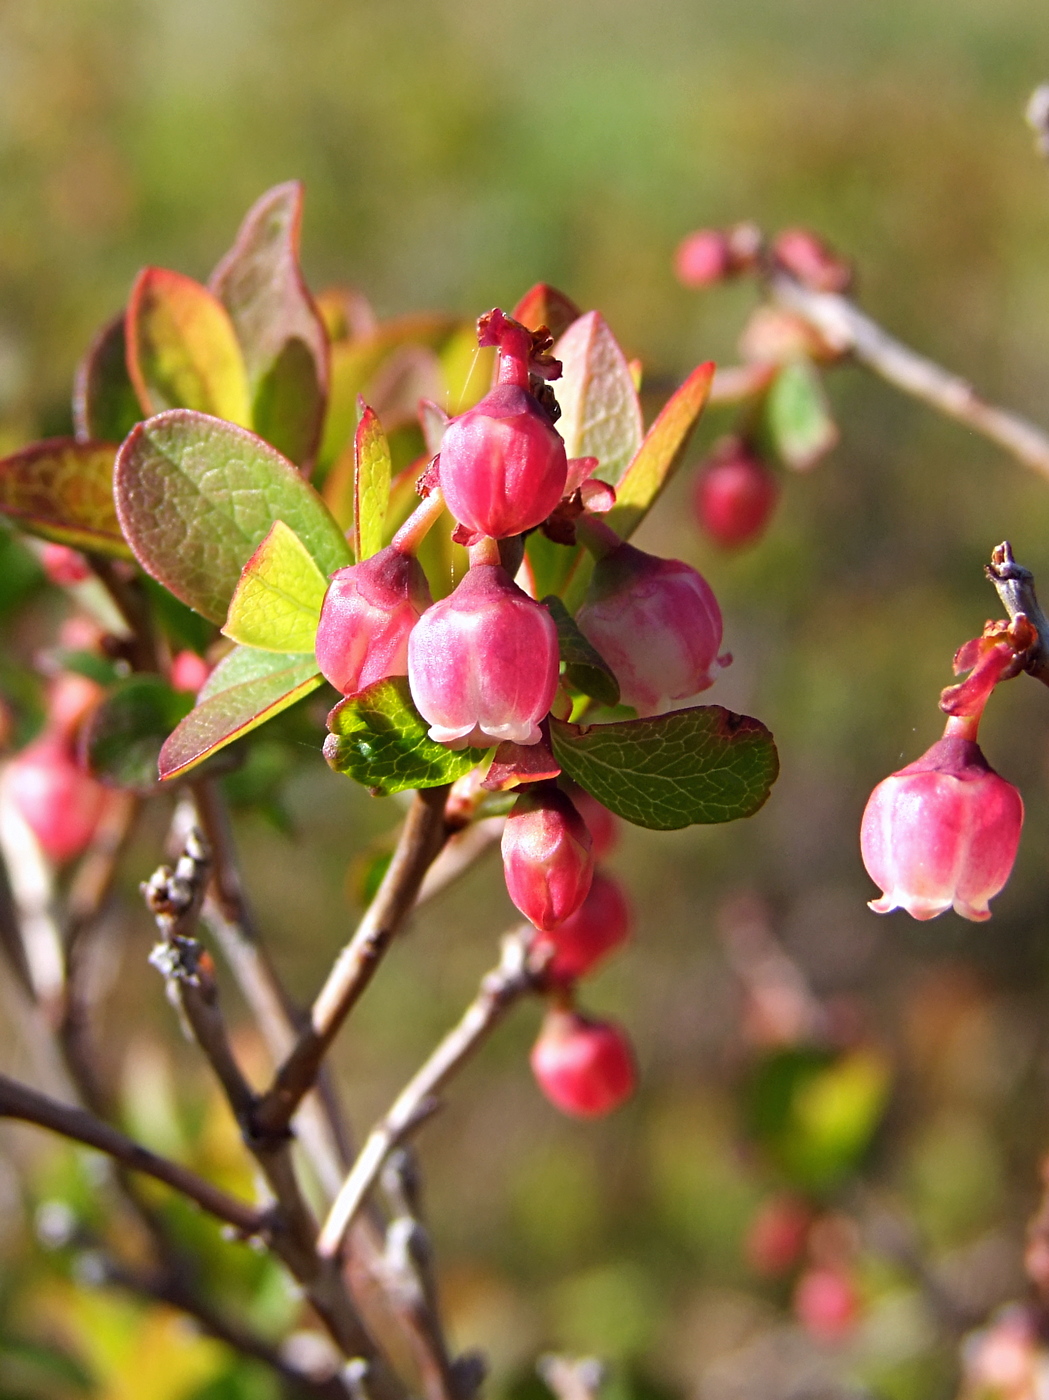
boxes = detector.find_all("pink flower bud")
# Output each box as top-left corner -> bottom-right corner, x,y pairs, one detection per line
745,1195 -> 814,1277
534,869 -> 632,982
674,229 -> 733,288
46,673 -> 102,743
316,545 -> 433,698
772,228 -> 853,294
407,563 -> 559,748
4,737 -> 106,863
530,1009 -> 637,1117
170,650 -> 211,694
693,440 -> 780,549
576,538 -> 728,716
860,734 -> 1023,922
792,1267 -> 860,1343
41,543 -> 91,586
437,310 -> 568,539
501,786 -> 593,931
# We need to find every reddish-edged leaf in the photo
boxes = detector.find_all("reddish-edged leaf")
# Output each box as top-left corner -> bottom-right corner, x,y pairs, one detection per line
512,283 -> 582,340
114,410 -> 351,623
0,439 -> 131,556
210,181 -> 330,470
126,267 -> 251,424
73,314 -> 142,444
608,361 -> 716,538
554,312 -> 644,485
353,403 -> 392,562
158,646 -> 322,780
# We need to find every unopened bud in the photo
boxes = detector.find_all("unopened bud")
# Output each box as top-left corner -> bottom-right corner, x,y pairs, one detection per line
771,228 -> 853,294
530,1008 -> 636,1117
534,869 -> 632,982
4,737 -> 106,863
693,438 -> 780,548
501,786 -> 593,931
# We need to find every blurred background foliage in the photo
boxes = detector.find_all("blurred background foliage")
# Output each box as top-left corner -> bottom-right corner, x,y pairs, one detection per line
4,1 -> 1049,1397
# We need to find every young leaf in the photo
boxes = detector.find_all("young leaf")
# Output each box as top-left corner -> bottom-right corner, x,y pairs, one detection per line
210,181 -> 331,470
126,267 -> 252,425
158,646 -> 323,780
764,357 -> 839,470
222,520 -> 328,653
554,312 -> 644,485
353,403 -> 392,562
512,283 -> 582,340
324,676 -> 488,796
82,675 -> 194,791
0,439 -> 132,556
607,361 -> 716,539
550,707 -> 779,829
542,595 -> 619,706
114,410 -> 351,623
72,313 -> 142,443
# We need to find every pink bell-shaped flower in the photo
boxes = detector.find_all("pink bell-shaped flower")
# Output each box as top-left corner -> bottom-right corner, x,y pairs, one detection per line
501,785 -> 593,931
438,309 -> 568,540
530,1008 -> 637,1118
575,520 -> 728,716
861,720 -> 1023,923
534,869 -> 632,982
4,736 -> 106,864
407,559 -> 559,749
316,544 -> 433,697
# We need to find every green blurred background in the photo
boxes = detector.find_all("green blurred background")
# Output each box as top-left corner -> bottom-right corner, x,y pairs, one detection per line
4,2 -> 1049,1397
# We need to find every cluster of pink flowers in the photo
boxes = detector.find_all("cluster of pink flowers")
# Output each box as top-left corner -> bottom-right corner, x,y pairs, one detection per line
313,307 -> 737,1114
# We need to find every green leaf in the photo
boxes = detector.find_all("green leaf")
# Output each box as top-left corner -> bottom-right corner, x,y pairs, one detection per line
353,403 -> 392,562
158,646 -> 323,781
542,595 -> 619,706
114,410 -> 351,623
209,181 -> 330,469
73,312 -> 142,444
549,707 -> 779,829
320,313 -> 460,469
744,1046 -> 891,1194
763,357 -> 839,471
82,675 -> 194,791
222,520 -> 328,652
608,362 -> 715,539
0,438 -> 132,556
324,676 -> 488,796
126,267 -> 252,425
554,311 -> 644,485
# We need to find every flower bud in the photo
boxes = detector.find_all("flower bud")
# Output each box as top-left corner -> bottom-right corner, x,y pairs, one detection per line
501,786 -> 593,931
860,733 -> 1022,922
534,870 -> 632,982
674,229 -> 733,288
170,650 -> 211,694
772,228 -> 853,294
792,1267 -> 860,1343
316,545 -> 433,697
41,543 -> 90,586
576,534 -> 728,716
693,439 -> 779,549
4,737 -> 106,863
46,673 -> 102,743
745,1195 -> 814,1277
408,563 -> 559,748
530,1009 -> 636,1117
437,310 -> 568,539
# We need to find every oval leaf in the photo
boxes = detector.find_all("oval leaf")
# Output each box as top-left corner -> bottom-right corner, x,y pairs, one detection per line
608,361 -> 715,539
324,676 -> 488,796
512,283 -> 582,340
159,646 -> 323,780
82,675 -> 193,792
222,520 -> 328,653
764,357 -> 839,471
126,267 -> 252,425
550,707 -> 779,829
0,439 -> 131,556
209,181 -> 330,470
114,410 -> 352,623
73,313 -> 142,444
554,312 -> 643,485
353,403 -> 391,562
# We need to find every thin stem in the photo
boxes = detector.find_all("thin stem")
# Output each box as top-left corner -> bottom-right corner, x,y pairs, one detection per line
255,786 -> 451,1141
768,272 -> 1049,482
392,488 -> 447,554
318,926 -> 538,1260
0,1072 -> 265,1235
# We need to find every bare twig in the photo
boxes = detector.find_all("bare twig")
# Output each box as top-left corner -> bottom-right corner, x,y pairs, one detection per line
769,273 -> 1049,482
255,786 -> 452,1142
0,1072 -> 265,1234
318,927 -> 538,1260
1027,84 -> 1049,164
985,542 -> 1049,688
